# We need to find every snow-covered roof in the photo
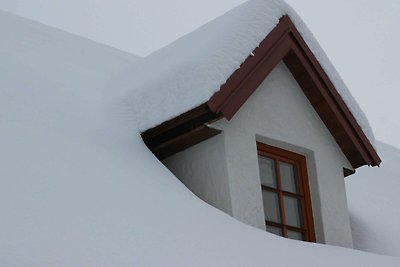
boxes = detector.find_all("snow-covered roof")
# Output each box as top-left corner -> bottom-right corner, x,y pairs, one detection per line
345,141 -> 400,257
1,3 -> 398,267
116,0 -> 375,147
347,141 -> 400,256
0,9 -> 140,94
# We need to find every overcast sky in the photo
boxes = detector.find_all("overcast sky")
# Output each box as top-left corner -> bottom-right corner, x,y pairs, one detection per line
1,0 -> 399,149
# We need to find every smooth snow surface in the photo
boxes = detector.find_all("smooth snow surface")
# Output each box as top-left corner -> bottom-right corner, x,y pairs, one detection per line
116,0 -> 375,148
347,142 -> 400,257
1,6 -> 399,267
0,9 -> 140,86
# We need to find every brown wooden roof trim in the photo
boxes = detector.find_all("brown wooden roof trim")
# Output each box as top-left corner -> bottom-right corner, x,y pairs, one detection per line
207,15 -> 381,168
142,103 -> 222,159
343,168 -> 356,178
142,15 -> 380,168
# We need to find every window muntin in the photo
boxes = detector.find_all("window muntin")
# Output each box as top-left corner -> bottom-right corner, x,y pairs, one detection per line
257,142 -> 316,242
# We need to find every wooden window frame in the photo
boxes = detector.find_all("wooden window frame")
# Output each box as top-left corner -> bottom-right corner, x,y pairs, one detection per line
257,142 -> 316,242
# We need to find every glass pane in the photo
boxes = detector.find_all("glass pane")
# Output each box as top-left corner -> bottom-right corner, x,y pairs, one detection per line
280,162 -> 299,193
262,191 -> 281,223
287,230 -> 305,241
284,196 -> 303,228
266,225 -> 283,236
258,156 -> 277,188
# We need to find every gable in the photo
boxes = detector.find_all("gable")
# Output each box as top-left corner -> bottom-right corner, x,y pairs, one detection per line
209,61 -> 354,246
207,16 -> 380,168
217,61 -> 354,173
142,15 -> 380,169
161,62 -> 356,247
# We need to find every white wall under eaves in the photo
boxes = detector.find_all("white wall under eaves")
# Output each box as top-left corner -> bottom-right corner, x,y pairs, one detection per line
164,62 -> 354,248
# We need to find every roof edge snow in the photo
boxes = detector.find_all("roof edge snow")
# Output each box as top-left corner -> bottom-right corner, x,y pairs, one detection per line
142,15 -> 381,169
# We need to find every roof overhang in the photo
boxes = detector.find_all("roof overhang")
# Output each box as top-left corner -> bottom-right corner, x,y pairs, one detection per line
142,15 -> 381,169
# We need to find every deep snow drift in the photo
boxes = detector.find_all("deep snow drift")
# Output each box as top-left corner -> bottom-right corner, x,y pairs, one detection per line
1,6 -> 400,267
346,142 -> 400,257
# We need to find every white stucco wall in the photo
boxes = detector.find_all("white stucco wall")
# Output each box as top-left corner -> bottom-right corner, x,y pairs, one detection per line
163,134 -> 233,216
163,62 -> 354,248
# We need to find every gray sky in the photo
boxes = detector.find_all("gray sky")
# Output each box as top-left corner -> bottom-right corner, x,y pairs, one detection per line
1,0 -> 399,149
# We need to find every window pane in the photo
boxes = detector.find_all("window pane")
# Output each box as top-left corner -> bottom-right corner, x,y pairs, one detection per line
284,196 -> 303,228
258,156 -> 277,188
287,230 -> 305,241
262,191 -> 281,223
266,225 -> 282,236
280,162 -> 299,193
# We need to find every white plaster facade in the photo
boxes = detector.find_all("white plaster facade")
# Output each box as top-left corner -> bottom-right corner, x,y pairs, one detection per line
163,62 -> 354,248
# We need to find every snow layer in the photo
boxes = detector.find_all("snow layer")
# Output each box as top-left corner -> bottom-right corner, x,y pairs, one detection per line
0,9 -> 140,89
115,0 -> 375,147
346,142 -> 400,256
1,6 -> 399,267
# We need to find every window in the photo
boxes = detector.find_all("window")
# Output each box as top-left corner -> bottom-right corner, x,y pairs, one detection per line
257,142 -> 316,242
